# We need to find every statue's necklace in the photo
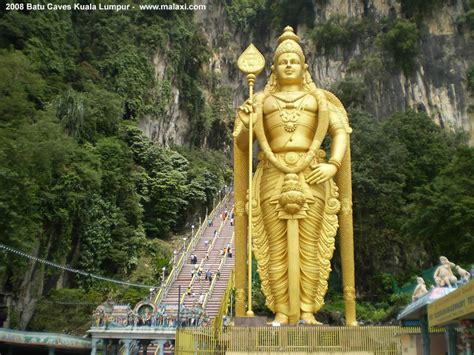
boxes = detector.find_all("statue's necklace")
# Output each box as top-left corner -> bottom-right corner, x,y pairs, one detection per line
272,93 -> 308,132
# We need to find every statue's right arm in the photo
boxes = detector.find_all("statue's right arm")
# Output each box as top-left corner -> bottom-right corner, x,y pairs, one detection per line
233,92 -> 264,151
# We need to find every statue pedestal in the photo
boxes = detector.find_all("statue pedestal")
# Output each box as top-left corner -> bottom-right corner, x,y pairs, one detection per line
234,316 -> 267,326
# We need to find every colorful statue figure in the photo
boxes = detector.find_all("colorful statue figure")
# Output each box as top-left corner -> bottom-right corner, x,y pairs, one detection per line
455,265 -> 471,282
434,256 -> 458,287
233,27 -> 355,325
412,277 -> 429,301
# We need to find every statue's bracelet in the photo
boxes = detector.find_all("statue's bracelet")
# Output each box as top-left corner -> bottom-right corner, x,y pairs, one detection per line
328,159 -> 342,169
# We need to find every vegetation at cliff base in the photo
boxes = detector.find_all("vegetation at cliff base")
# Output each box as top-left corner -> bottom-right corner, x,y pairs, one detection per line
0,5 -> 231,331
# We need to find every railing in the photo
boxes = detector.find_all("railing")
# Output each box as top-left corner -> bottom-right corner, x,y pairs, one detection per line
179,202 -> 230,305
175,326 -> 425,354
154,194 -> 229,306
91,304 -> 208,329
211,269 -> 234,335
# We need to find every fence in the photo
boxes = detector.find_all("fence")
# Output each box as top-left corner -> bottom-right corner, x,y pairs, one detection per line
176,326 -> 415,354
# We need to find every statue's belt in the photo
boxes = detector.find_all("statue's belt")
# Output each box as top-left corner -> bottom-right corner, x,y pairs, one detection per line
257,150 -> 326,169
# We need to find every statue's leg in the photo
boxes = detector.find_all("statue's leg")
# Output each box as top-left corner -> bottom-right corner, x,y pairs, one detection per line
261,196 -> 289,320
299,196 -> 325,323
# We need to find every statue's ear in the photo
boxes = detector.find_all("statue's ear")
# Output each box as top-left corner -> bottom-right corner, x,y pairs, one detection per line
305,63 -> 309,71
271,64 -> 275,72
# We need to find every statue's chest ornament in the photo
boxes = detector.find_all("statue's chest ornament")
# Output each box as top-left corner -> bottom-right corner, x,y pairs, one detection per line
271,93 -> 308,133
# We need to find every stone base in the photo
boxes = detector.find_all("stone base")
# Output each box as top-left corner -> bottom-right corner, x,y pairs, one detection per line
233,316 -> 267,326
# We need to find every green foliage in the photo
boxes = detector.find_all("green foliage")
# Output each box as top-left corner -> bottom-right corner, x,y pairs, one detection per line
201,77 -> 234,149
0,50 -> 46,125
55,89 -> 85,140
400,0 -> 443,19
251,258 -> 272,317
310,16 -> 381,53
330,77 -> 367,108
404,146 -> 474,261
311,16 -> 354,52
376,19 -> 420,74
349,109 -> 466,301
348,52 -> 385,81
0,0 -> 228,332
355,302 -> 390,324
225,0 -> 314,36
270,0 -> 315,29
128,239 -> 172,286
467,9 -> 474,34
324,295 -> 395,324
468,65 -> 474,91
177,147 -> 232,207
224,0 -> 267,32
28,288 -> 102,335
456,3 -> 474,36
99,48 -> 155,118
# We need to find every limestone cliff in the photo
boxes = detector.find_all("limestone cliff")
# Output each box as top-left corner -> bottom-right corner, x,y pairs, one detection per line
143,0 -> 473,145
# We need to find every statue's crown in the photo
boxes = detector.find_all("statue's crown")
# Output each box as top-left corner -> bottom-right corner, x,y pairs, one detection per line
274,26 -> 305,62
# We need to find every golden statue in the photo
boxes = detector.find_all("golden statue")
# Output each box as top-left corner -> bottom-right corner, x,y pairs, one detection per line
233,27 -> 357,325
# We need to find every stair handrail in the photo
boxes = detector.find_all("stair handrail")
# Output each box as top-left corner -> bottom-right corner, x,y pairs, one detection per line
212,270 -> 235,334
179,206 -> 229,305
202,231 -> 234,309
154,193 -> 229,306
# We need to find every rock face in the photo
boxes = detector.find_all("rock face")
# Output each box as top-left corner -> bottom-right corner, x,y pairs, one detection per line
138,52 -> 189,147
142,0 -> 473,146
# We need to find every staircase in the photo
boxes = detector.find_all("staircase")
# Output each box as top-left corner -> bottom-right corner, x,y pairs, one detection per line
202,222 -> 234,319
158,196 -> 234,323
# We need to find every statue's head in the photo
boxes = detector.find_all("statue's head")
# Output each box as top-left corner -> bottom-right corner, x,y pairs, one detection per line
266,26 -> 315,93
440,256 -> 449,264
416,277 -> 425,284
274,26 -> 306,64
272,26 -> 308,84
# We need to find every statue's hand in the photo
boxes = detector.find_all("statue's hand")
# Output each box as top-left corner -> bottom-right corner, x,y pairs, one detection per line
238,99 -> 257,129
306,163 -> 337,185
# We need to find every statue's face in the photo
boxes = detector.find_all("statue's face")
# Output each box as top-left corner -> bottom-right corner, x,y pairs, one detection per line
275,52 -> 304,85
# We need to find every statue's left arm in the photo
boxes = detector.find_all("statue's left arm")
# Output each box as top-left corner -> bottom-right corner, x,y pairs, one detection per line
306,106 -> 348,185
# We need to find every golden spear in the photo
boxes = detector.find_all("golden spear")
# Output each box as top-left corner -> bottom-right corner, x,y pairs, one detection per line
237,44 -> 265,317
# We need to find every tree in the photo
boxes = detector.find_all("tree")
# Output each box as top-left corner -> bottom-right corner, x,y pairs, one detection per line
404,146 -> 474,262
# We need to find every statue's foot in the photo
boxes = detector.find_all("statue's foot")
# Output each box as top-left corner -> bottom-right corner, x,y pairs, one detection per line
300,312 -> 322,325
273,312 -> 289,325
